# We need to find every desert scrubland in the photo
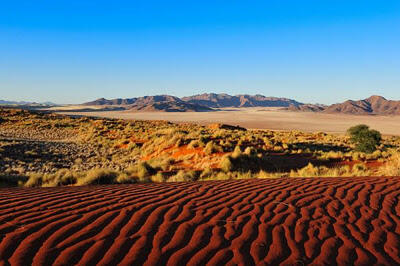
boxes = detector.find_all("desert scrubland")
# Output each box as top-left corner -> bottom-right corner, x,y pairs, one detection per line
1,108 -> 400,187
57,107 -> 400,135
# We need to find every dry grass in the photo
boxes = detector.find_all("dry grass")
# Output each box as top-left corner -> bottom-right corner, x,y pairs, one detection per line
2,107 -> 400,187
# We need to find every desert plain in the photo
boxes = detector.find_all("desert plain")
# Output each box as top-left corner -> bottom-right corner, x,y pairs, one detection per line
56,107 -> 400,136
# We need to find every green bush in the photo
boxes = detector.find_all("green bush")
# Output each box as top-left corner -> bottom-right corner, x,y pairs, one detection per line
347,124 -> 382,153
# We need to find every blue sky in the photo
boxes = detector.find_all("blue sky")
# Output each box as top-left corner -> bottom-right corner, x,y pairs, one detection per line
1,1 -> 399,104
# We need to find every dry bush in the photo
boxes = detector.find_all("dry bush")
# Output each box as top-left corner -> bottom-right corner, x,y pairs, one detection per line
288,163 -> 370,178
204,141 -> 222,155
379,153 -> 400,176
199,167 -> 213,179
25,173 -> 44,187
76,169 -> 118,186
220,155 -> 234,172
231,146 -> 242,158
168,170 -> 197,182
151,172 -> 167,182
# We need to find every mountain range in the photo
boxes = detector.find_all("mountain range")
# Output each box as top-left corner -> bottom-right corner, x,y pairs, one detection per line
181,93 -> 302,108
0,100 -> 57,107
84,94 -> 400,115
323,95 -> 400,115
83,94 -> 400,115
84,95 -> 213,112
83,94 -> 302,112
286,95 -> 400,115
4,94 -> 399,115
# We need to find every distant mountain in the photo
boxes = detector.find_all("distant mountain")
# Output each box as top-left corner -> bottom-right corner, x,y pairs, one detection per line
129,101 -> 212,112
0,100 -> 57,106
127,95 -> 212,112
286,104 -> 326,112
182,93 -> 303,108
323,95 -> 400,115
0,100 -> 33,105
83,95 -> 181,106
83,95 -> 213,112
82,94 -> 400,115
83,93 -> 303,112
83,98 -> 137,106
284,95 -> 400,115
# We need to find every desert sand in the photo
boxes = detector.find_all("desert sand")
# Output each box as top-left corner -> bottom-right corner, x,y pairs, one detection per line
1,177 -> 399,265
57,108 -> 400,136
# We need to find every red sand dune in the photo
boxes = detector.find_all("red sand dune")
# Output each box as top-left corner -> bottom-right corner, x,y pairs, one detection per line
1,177 -> 400,265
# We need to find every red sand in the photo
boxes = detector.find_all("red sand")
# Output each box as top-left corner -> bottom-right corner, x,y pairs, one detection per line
1,177 -> 400,265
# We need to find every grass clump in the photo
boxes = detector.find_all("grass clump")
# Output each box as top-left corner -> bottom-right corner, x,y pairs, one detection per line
137,162 -> 156,181
204,141 -> 222,155
168,170 -> 197,182
379,154 -> 400,176
151,172 -> 167,182
76,169 -> 118,186
25,173 -> 45,187
220,155 -> 234,172
231,146 -> 242,158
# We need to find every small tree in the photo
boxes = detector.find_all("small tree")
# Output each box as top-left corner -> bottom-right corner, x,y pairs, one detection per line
347,124 -> 382,154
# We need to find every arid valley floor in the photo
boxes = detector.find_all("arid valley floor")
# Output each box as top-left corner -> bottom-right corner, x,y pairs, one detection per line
57,107 -> 400,135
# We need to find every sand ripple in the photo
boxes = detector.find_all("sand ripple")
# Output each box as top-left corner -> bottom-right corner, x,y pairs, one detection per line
1,178 -> 400,265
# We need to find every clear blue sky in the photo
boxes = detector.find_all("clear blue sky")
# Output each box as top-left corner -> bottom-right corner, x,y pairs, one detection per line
1,0 -> 399,104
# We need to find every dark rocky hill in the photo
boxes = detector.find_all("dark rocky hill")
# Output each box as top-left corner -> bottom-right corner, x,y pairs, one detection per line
182,93 -> 303,108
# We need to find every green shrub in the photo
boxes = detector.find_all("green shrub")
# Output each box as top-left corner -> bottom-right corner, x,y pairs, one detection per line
347,124 -> 382,153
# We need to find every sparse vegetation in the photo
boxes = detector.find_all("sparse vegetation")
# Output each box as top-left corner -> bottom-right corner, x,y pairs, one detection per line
1,107 -> 400,187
